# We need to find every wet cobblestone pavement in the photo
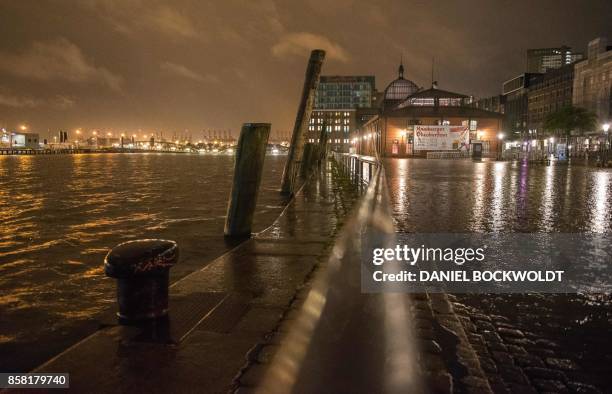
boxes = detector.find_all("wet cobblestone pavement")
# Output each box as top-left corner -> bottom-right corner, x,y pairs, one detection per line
384,159 -> 612,393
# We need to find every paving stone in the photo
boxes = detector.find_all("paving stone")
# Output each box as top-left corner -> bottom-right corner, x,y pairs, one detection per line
530,347 -> 556,358
471,344 -> 489,356
486,375 -> 507,391
523,367 -> 567,382
535,338 -> 560,349
491,315 -> 510,323
478,357 -> 498,374
481,330 -> 503,343
499,365 -> 528,385
513,354 -> 545,368
497,327 -> 525,338
475,320 -> 496,331
471,313 -> 492,322
505,383 -> 538,394
532,379 -> 570,393
487,341 -> 508,353
462,375 -> 492,393
567,381 -> 603,394
491,351 -> 514,366
545,357 -> 579,371
506,344 -> 528,356
504,337 -> 535,347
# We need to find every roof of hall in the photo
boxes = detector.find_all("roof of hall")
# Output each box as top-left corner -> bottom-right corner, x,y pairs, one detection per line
383,77 -> 420,100
404,87 -> 469,99
381,105 -> 504,118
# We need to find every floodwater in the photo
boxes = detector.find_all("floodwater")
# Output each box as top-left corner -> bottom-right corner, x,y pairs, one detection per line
0,153 -> 287,372
385,158 -> 612,388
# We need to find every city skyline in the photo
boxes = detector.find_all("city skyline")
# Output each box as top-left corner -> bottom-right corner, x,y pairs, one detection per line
1,0 -> 611,134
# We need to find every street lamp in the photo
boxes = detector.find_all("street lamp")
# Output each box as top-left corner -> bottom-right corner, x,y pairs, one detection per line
399,129 -> 406,156
497,132 -> 505,160
603,123 -> 610,166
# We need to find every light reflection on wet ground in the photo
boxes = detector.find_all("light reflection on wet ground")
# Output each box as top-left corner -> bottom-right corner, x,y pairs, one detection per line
385,158 -> 612,387
0,153 -> 287,371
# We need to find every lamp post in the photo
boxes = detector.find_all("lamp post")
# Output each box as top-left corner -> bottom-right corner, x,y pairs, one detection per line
399,129 -> 406,157
497,132 -> 505,160
603,123 -> 610,166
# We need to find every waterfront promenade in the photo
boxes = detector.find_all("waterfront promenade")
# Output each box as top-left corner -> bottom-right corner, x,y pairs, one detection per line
6,156 -> 610,393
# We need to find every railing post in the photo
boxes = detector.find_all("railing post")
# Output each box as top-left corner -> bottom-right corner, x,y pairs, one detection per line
224,123 -> 271,238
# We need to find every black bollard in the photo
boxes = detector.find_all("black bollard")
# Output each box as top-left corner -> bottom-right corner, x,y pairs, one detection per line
104,239 -> 178,323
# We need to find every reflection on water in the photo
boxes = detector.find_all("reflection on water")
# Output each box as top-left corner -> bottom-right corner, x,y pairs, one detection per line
384,158 -> 612,387
0,153 -> 286,371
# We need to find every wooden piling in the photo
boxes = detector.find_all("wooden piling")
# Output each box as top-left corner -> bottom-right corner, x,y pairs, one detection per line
280,49 -> 326,195
224,123 -> 271,238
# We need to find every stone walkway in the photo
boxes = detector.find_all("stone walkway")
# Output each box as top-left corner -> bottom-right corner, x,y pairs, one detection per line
451,297 -> 603,394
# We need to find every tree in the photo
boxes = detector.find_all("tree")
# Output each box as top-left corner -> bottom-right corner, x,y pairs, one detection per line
543,106 -> 597,158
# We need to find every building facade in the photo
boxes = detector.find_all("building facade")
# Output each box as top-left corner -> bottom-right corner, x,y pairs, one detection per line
527,64 -> 575,134
573,37 -> 612,125
527,46 -> 583,74
502,73 -> 542,137
308,75 -> 375,152
473,95 -> 505,114
0,132 -> 40,149
355,84 -> 502,158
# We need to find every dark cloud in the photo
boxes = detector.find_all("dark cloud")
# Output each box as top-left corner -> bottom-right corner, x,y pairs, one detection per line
0,0 -> 610,135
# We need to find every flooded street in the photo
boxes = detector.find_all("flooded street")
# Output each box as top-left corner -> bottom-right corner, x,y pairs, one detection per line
385,158 -> 612,389
0,153 -> 287,372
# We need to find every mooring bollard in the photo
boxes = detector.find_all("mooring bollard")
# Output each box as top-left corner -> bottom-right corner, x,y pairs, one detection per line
224,123 -> 271,238
104,239 -> 179,323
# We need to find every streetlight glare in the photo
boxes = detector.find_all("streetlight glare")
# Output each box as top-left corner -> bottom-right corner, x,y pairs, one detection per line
604,123 -> 610,133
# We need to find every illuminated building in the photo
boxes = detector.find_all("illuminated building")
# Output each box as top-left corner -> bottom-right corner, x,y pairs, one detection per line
573,37 -> 612,124
308,75 -> 376,152
502,73 -> 542,137
354,63 -> 502,157
528,64 -> 575,134
526,46 -> 583,74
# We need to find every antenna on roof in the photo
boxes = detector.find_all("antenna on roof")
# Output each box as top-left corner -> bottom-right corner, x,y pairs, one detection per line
431,56 -> 438,89
398,54 -> 404,78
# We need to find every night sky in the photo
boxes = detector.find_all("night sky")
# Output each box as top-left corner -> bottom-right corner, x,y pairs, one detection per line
1,0 -> 611,136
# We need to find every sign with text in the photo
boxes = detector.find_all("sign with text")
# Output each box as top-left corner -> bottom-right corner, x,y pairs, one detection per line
414,125 -> 469,151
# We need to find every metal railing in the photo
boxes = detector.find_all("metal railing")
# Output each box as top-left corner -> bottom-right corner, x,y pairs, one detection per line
331,152 -> 380,186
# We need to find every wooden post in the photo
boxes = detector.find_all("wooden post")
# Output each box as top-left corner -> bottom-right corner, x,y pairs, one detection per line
224,123 -> 271,238
280,49 -> 326,195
